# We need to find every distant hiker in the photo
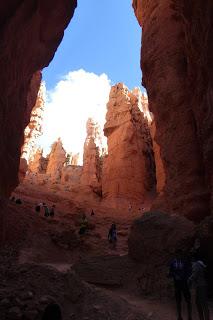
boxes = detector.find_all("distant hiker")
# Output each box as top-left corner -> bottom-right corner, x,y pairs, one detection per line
15,198 -> 22,204
108,223 -> 117,248
79,214 -> 88,235
188,257 -> 210,320
50,205 -> 55,218
128,203 -> 132,212
169,249 -> 192,320
44,205 -> 49,217
42,303 -> 62,320
91,209 -> 95,216
35,202 -> 43,213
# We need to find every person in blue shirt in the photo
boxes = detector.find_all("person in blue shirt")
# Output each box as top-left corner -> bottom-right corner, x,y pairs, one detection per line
169,249 -> 192,320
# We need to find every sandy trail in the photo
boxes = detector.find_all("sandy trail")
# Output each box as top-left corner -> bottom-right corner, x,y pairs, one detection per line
13,186 -> 213,320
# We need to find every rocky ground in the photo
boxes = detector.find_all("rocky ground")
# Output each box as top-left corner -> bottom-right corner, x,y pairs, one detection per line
0,184 -> 212,320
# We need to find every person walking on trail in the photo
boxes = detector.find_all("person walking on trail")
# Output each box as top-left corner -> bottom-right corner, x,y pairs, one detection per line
35,202 -> 43,213
108,223 -> 117,249
128,203 -> 132,213
44,204 -> 49,217
188,257 -> 210,320
169,249 -> 192,320
50,205 -> 55,218
79,214 -> 88,235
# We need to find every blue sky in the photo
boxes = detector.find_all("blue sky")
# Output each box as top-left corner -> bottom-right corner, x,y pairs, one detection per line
43,0 -> 142,91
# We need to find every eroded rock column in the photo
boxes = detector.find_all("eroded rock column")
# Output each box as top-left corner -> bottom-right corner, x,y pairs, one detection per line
80,118 -> 103,194
102,83 -> 155,207
46,138 -> 66,182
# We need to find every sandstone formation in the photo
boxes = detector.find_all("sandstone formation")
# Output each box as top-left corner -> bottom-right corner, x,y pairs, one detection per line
18,158 -> 28,184
150,122 -> 165,194
28,148 -> 48,174
102,83 -> 155,207
61,165 -> 82,187
133,1 -> 213,222
21,82 -> 45,163
46,138 -> 66,182
0,1 -> 77,199
81,118 -> 103,193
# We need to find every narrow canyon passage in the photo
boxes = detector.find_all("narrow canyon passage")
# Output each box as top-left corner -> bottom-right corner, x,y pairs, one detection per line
0,1 -> 213,320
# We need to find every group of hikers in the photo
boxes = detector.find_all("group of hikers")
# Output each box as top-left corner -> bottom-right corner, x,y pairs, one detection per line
35,202 -> 55,218
10,195 -> 56,218
10,196 -> 117,247
40,243 -> 210,320
169,239 -> 210,320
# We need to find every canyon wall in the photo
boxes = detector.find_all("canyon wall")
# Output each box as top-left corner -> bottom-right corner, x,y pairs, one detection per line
21,82 -> 45,163
0,0 -> 77,198
133,0 -> 213,221
102,83 -> 155,207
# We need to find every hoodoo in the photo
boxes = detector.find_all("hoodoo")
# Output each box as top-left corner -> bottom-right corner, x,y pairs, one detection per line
102,83 -> 155,207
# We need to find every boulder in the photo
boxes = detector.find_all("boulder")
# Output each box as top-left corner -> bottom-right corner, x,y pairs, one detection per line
128,211 -> 195,263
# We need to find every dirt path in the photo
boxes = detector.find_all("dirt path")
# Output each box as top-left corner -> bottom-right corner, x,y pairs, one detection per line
102,288 -> 213,320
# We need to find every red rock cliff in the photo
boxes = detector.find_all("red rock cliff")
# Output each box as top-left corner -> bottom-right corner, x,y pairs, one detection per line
133,0 -> 213,221
102,83 -> 155,206
0,0 -> 77,197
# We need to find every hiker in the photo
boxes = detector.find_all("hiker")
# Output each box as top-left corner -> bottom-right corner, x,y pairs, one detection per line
128,203 -> 132,212
50,205 -> 55,218
79,214 -> 88,235
108,223 -> 117,248
188,257 -> 210,320
44,204 -> 49,217
42,303 -> 62,320
91,209 -> 95,216
169,249 -> 192,320
35,202 -> 43,213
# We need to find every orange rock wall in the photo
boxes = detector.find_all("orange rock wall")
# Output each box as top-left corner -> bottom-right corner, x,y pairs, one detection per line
150,122 -> 165,194
133,0 -> 213,221
102,83 -> 155,205
0,0 -> 77,197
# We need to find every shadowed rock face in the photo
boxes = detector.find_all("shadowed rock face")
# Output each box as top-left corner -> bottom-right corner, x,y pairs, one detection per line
0,0 -> 77,198
133,0 -> 213,222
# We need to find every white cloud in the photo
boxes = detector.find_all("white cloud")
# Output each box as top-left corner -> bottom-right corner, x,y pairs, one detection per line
38,69 -> 111,163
